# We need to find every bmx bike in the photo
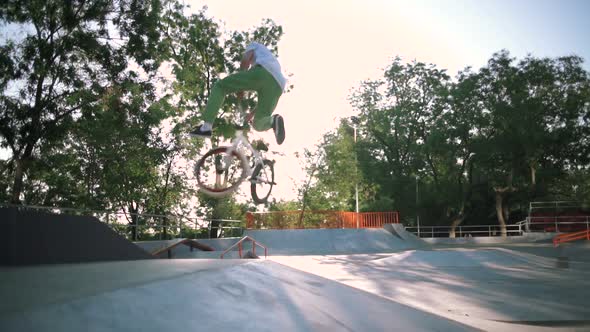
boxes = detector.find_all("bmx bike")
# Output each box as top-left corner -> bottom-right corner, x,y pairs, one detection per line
194,112 -> 276,204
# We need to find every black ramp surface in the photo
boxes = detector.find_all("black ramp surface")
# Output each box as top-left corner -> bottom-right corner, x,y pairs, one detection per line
0,207 -> 152,266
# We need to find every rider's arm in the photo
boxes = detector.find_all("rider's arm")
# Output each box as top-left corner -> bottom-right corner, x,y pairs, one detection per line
240,49 -> 255,71
238,49 -> 255,101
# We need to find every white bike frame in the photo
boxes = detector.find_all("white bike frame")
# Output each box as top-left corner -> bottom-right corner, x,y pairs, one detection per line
194,104 -> 275,200
222,129 -> 265,181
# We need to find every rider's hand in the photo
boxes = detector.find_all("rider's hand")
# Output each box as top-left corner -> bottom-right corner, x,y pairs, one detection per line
245,111 -> 255,124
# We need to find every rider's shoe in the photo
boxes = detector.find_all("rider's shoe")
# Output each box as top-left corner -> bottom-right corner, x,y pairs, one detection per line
272,114 -> 285,145
189,125 -> 212,138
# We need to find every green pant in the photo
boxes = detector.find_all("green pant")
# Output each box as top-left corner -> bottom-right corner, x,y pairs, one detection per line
202,66 -> 283,131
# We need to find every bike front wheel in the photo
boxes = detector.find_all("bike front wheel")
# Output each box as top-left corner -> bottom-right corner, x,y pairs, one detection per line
250,159 -> 275,204
195,147 -> 248,198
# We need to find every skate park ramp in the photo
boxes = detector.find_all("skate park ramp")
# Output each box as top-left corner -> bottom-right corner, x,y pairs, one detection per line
271,247 -> 590,331
0,259 -> 475,331
384,223 -> 429,247
136,224 -> 428,259
0,207 -> 152,266
244,225 -> 428,255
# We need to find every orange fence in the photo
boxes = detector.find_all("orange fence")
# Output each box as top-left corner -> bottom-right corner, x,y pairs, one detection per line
245,210 -> 399,230
553,229 -> 590,247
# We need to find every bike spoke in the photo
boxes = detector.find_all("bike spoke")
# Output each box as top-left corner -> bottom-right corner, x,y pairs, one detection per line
195,147 -> 247,196
250,159 -> 275,204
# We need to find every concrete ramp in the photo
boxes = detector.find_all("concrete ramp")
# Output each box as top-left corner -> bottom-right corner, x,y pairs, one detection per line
244,227 -> 420,255
0,207 -> 152,266
135,225 -> 428,258
384,223 -> 429,248
0,259 -> 474,332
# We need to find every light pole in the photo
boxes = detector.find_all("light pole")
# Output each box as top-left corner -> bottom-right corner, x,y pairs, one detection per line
351,116 -> 360,228
416,175 -> 420,237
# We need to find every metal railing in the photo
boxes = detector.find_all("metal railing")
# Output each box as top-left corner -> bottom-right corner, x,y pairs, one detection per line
524,217 -> 590,233
406,217 -> 590,238
405,224 -> 524,238
220,236 -> 268,259
207,219 -> 243,238
527,201 -> 590,232
529,201 -> 582,211
0,203 -> 244,240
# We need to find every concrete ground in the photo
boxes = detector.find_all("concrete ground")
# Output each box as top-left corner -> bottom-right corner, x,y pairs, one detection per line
0,259 -> 474,332
270,244 -> 590,331
2,227 -> 590,331
442,241 -> 590,263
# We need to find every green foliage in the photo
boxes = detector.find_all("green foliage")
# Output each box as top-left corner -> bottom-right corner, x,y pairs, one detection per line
297,119 -> 366,212
304,51 -> 590,231
346,58 -> 456,223
267,199 -> 300,211
0,0 -> 173,204
197,193 -> 250,238
0,1 -> 288,234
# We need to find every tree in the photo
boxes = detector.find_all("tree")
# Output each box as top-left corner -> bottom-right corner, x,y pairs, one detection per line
298,120 -> 363,211
0,2 -> 289,239
0,0 -> 169,204
476,51 -> 590,235
345,52 -> 590,236
443,68 -> 490,237
349,58 -> 453,223
197,193 -> 250,238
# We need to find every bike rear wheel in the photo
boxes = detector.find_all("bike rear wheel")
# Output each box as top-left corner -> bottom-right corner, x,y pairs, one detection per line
250,159 -> 275,204
195,147 -> 248,198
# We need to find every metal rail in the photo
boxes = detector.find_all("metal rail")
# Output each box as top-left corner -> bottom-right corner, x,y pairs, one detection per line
220,236 -> 268,259
406,218 -> 590,238
524,218 -> 590,233
405,224 -> 523,238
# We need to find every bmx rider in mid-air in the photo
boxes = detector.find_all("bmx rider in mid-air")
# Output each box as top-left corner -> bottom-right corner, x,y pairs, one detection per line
190,41 -> 287,145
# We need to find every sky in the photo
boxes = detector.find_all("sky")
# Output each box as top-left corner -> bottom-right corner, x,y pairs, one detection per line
188,0 -> 590,201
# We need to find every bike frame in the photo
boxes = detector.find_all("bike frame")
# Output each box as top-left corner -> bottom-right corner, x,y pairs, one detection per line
222,129 -> 265,179
194,105 -> 275,201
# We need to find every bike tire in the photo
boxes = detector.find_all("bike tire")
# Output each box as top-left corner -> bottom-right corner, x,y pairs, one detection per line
250,159 -> 275,204
195,146 -> 248,198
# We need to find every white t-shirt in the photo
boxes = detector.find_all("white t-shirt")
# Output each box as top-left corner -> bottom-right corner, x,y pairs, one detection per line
245,42 -> 287,91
